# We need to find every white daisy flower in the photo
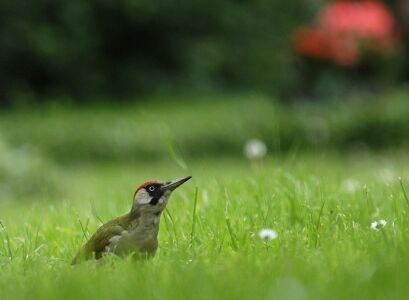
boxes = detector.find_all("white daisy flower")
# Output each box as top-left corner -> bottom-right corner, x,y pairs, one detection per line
258,228 -> 277,240
343,179 -> 360,193
379,219 -> 387,227
371,219 -> 387,231
244,139 -> 267,160
370,221 -> 379,231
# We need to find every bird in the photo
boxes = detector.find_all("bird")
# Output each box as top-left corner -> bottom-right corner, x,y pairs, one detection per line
72,176 -> 191,264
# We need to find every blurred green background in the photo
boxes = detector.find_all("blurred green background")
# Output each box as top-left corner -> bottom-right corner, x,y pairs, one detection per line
0,0 -> 304,102
1,0 -> 408,103
1,0 -> 409,199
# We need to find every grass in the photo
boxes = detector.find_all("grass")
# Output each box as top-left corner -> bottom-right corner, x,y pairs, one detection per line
1,93 -> 409,299
1,152 -> 409,300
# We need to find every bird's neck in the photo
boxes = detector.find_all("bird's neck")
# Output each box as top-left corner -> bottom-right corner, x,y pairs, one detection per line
141,212 -> 161,226
129,210 -> 162,231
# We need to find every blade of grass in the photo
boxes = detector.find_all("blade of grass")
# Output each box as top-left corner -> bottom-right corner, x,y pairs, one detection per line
164,208 -> 179,246
165,134 -> 188,170
314,199 -> 326,248
78,218 -> 89,241
190,187 -> 199,247
262,193 -> 275,226
91,202 -> 104,225
34,225 -> 40,250
0,221 -> 13,260
399,177 -> 409,207
363,185 -> 374,213
225,216 -> 238,251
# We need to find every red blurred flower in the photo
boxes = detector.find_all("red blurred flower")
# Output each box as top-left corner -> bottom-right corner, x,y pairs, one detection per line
294,27 -> 359,66
294,27 -> 333,59
318,1 -> 395,41
293,0 -> 400,66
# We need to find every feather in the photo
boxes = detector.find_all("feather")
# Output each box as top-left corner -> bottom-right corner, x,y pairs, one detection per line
71,214 -> 132,264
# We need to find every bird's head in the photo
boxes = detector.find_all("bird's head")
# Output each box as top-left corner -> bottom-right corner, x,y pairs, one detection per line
131,176 -> 192,215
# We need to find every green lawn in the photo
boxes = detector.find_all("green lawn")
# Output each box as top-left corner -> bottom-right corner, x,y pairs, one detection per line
1,152 -> 409,300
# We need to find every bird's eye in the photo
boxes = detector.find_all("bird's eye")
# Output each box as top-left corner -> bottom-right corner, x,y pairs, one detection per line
148,186 -> 155,192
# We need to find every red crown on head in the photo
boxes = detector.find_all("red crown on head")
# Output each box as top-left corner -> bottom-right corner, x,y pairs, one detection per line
133,180 -> 158,198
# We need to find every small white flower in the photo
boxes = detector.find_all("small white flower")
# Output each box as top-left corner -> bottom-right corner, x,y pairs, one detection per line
370,221 -> 379,231
379,219 -> 387,227
258,228 -> 277,240
371,219 -> 387,231
244,139 -> 267,160
343,179 -> 360,193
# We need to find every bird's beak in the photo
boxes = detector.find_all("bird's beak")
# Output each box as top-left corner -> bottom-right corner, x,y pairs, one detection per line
161,176 -> 192,192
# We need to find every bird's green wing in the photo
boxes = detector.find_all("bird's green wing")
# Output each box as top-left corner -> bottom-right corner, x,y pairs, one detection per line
71,216 -> 129,264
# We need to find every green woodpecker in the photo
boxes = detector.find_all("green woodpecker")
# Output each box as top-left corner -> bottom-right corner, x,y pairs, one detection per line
72,176 -> 191,264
